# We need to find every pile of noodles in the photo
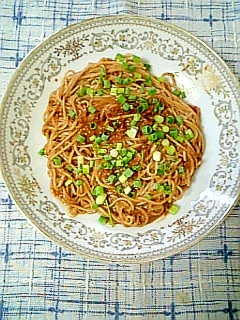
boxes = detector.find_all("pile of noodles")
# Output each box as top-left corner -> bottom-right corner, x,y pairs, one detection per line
42,54 -> 204,227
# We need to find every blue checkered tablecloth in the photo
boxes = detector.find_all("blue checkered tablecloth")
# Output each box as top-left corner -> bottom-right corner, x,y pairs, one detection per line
0,1 -> 239,319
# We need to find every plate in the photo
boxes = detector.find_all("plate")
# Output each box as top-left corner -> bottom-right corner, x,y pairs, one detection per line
0,16 -> 239,263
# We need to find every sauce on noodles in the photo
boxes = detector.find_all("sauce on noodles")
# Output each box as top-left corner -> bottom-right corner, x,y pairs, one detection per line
41,54 -> 204,227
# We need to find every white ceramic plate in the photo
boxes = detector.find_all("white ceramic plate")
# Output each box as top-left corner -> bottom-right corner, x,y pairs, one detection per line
0,16 -> 239,263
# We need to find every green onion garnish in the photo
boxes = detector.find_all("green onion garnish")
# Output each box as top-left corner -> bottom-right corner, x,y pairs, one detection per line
76,135 -> 86,143
90,122 -> 97,130
169,204 -> 180,215
38,148 -> 45,156
133,179 -> 142,188
77,87 -> 87,97
68,110 -> 77,118
98,215 -> 108,225
126,127 -> 138,138
76,180 -> 83,186
142,125 -> 152,135
86,87 -> 94,97
107,175 -> 117,184
185,129 -> 194,140
82,164 -> 90,174
53,156 -> 62,166
88,105 -> 96,114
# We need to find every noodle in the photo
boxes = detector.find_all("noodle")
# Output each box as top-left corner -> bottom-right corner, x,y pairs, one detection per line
42,53 -> 204,227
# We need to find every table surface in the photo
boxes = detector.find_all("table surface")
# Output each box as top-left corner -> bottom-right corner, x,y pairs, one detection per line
0,1 -> 239,319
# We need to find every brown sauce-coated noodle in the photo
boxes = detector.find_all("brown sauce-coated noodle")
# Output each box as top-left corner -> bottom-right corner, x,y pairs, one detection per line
42,54 -> 204,227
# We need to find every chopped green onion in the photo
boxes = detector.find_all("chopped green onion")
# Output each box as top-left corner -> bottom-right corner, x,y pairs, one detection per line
86,87 -> 94,97
178,166 -> 185,174
103,79 -> 111,89
129,95 -> 137,101
115,76 -> 123,84
115,53 -> 125,62
185,129 -> 194,140
166,115 -> 175,124
133,113 -> 141,122
92,185 -> 105,196
99,66 -> 106,77
132,165 -> 141,171
66,165 -> 73,172
157,162 -> 170,176
77,155 -> 84,165
147,132 -> 159,142
116,142 -> 122,150
90,122 -> 97,130
89,135 -> 96,142
68,110 -> 77,118
144,63 -> 151,71
122,103 -> 131,111
176,115 -> 184,125
132,55 -> 142,64
154,115 -> 164,123
88,105 -> 96,114
107,175 -> 117,184
76,135 -> 86,143
169,129 -> 179,139
117,88 -> 125,94
124,186 -> 132,195
124,168 -> 134,178
116,185 -> 123,194
97,148 -> 107,154
154,183 -> 164,192
152,151 -> 161,162
145,193 -> 152,200
122,62 -> 136,72
148,88 -> 157,96
96,88 -> 106,96
166,145 -> 176,156
133,179 -> 142,188
101,133 -> 109,141
106,125 -> 114,132
169,204 -> 180,215
157,76 -> 166,82
142,125 -> 152,135
98,216 -> 108,225
172,88 -> 186,99
96,194 -> 107,205
95,136 -> 102,144
110,87 -> 118,95
134,72 -> 142,79
122,78 -> 133,85
162,125 -> 169,133
126,127 -> 138,138
76,180 -> 83,186
119,174 -> 128,184
89,160 -> 95,168
53,156 -> 62,166
65,179 -> 73,187
82,164 -> 90,174
162,139 -> 170,147
77,87 -> 87,97
38,148 -> 45,156
117,94 -> 126,105
116,159 -> 124,167
110,149 -> 118,158
98,76 -> 104,86
155,130 -> 165,139
176,135 -> 185,143
92,203 -> 99,210
153,99 -> 164,112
